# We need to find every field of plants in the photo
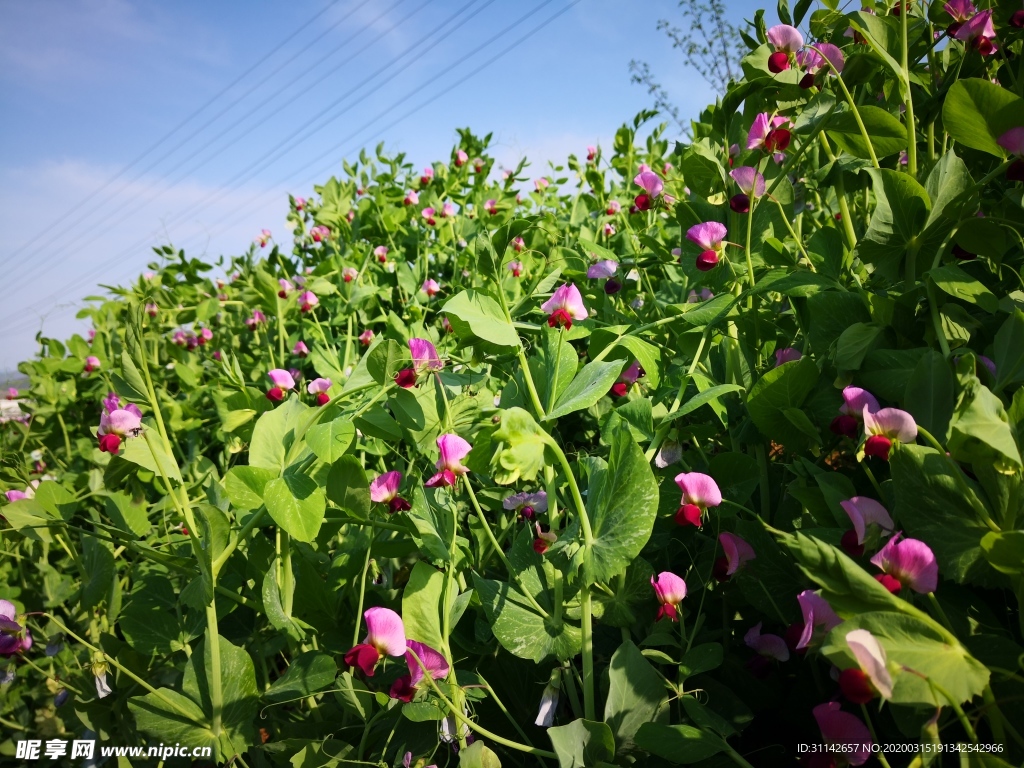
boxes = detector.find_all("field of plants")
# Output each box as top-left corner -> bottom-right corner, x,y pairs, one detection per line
3,0 -> 1024,765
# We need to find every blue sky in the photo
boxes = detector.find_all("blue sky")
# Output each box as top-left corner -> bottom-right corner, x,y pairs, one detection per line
0,0 -> 762,372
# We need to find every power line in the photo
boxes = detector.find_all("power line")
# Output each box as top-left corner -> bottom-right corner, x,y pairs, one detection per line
0,0 -> 354,268
4,0 -> 584,333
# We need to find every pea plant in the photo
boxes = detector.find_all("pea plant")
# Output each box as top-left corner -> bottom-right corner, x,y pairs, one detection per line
3,1 -> 1024,765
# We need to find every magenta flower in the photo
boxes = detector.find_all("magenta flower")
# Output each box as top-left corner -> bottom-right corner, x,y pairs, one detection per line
374,245 -> 389,262
534,178 -> 550,192
798,43 -> 845,76
748,113 -> 791,152
342,267 -> 358,283
371,471 -> 411,512
268,369 -> 296,390
298,291 -> 319,312
610,360 -> 643,398
686,221 -> 727,272
485,199 -> 499,215
744,622 -> 790,661
945,0 -> 977,24
774,347 -> 802,366
359,329 -> 375,346
503,490 -> 548,520
870,532 -> 938,594
603,222 -> 616,237
840,497 -> 894,555
307,378 -> 331,406
541,283 -> 589,329
421,279 -> 441,298
420,167 -> 434,185
862,407 -> 917,460
391,640 -> 450,702
344,607 -> 407,676
6,388 -> 17,400
812,703 -> 873,766
472,157 -> 485,172
84,356 -> 101,373
278,278 -> 294,298
998,127 -> 1024,157
795,590 -> 842,650
512,236 -> 525,253
587,145 -> 597,161
292,341 -> 309,358
310,225 -> 330,243
294,196 -> 306,211
839,629 -> 893,704
651,571 -> 687,621
441,202 -> 456,218
729,167 -> 766,216
425,434 -> 472,488
633,170 -> 664,210
955,9 -> 997,54
245,309 -> 267,330
674,472 -> 722,527
421,207 -> 437,226
715,532 -> 756,581
145,302 -> 158,318
0,600 -> 32,657
455,149 -> 468,166
409,338 -> 443,372
4,490 -> 28,502
687,288 -> 715,303
508,260 -> 523,277
841,386 -> 880,416
403,190 -> 419,206
254,229 -> 271,247
587,260 -> 618,279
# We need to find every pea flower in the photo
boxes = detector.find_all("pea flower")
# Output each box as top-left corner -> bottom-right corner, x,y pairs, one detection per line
651,571 -> 687,621
535,669 -> 561,727
374,245 -> 389,262
839,497 -> 894,556
508,260 -> 523,278
454,149 -> 468,166
610,360 -> 643,398
862,407 -> 917,460
6,388 -> 17,399
839,629 -> 893,704
748,113 -> 791,153
714,532 -> 756,581
400,337 -> 443,388
197,327 -> 213,346
311,225 -> 331,243
729,166 -> 765,213
870,533 -> 938,594
606,199 -> 622,215
830,386 -> 880,438
795,590 -> 842,650
294,196 -> 306,211
342,267 -> 358,283
94,666 -> 113,699
512,236 -> 525,252
145,302 -> 158,318
245,310 -> 267,330
370,470 -> 411,512
633,170 -> 664,211
744,622 -> 790,676
774,347 -> 802,366
389,640 -> 449,702
84,356 -> 101,374
766,24 -> 804,72
654,439 -> 682,468
254,229 -> 271,247
812,702 -> 873,766
97,395 -> 143,455
796,43 -> 845,88
674,471 -> 722,527
266,369 -> 296,403
587,259 -> 618,280
0,600 -> 32,656
298,291 -> 319,312
420,167 -> 434,185
472,157 -> 486,173
440,202 -> 456,218
4,490 -> 29,502
293,341 -> 309,357
954,9 -> 997,54
403,190 -> 419,206
359,329 -> 375,346
425,434 -> 472,488
603,222 -> 616,237
344,607 -> 407,676
278,278 -> 294,298
541,283 -> 589,329
307,378 -> 332,406
533,523 -> 558,554
503,490 -> 548,521
997,128 -> 1024,181
686,222 -> 728,272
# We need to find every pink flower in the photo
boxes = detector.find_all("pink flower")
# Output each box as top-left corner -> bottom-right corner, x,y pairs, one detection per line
254,229 -> 272,247
293,341 -> 309,357
606,199 -> 621,215
198,328 -> 213,345
812,702 -> 873,766
441,202 -> 456,218
687,288 -> 715,303
97,396 -> 143,454
307,377 -> 331,394
420,167 -> 434,185
472,157 -> 485,172
586,260 -> 618,279
268,369 -> 296,391
278,278 -> 294,297
421,279 -> 441,298
512,236 -> 525,252
744,622 -> 790,661
840,387 -> 879,416
673,472 -> 722,527
798,43 -> 845,74
541,284 -> 589,329
587,145 -> 597,161
840,497 -> 894,553
862,407 -> 917,460
508,260 -> 523,277
245,310 -> 266,330
4,490 -> 28,502
370,470 -> 411,512
955,9 -> 997,54
344,607 -> 407,676
767,23 -> 804,52
945,0 -> 977,23
534,178 -> 550,192
774,347 -> 802,366
298,291 -> 319,312
421,207 -> 436,226
747,113 -> 790,151
84,356 -> 101,373
730,166 -> 766,201
391,640 -> 450,702
998,127 -> 1024,157
145,302 -> 158,318
633,170 -> 664,211
715,532 -> 756,581
455,149 -> 468,166
795,590 -> 842,650
409,338 -> 443,372
6,388 -> 17,400
374,245 -> 389,263
342,267 -> 358,283
651,571 -> 687,621
294,196 -> 306,211
603,222 -> 616,237
359,329 -> 375,346
485,199 -> 499,215
310,225 -> 330,243
0,600 -> 32,656
403,190 -> 419,206
840,629 -> 893,703
610,360 -> 643,398
425,434 -> 472,487
686,222 -> 727,251
870,533 -> 938,594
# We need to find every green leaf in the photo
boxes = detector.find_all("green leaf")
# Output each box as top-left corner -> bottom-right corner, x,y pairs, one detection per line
948,381 -> 1022,471
821,612 -> 989,705
266,651 -> 337,701
679,643 -> 724,679
264,474 -> 326,542
473,575 -> 581,662
443,289 -> 521,349
980,530 -> 1024,575
249,398 -> 310,472
80,535 -> 114,611
745,356 -> 819,451
634,723 -> 726,764
459,741 -> 503,768
306,417 -> 355,464
548,719 -> 616,768
825,105 -> 906,159
927,266 -> 998,313
546,360 -> 624,421
262,569 -> 304,642
834,322 -> 882,371
121,433 -> 182,483
120,574 -> 192,655
402,562 -> 450,653
604,641 -> 668,755
128,689 -> 214,754
32,480 -> 76,521
105,491 -> 151,536
904,350 -> 955,440
584,430 -> 659,584
890,445 -> 998,586
662,384 -> 745,423
119,352 -> 150,403
942,78 -> 1024,157
326,455 -> 371,517
490,407 -> 552,485
366,339 -> 409,386
993,309 -> 1024,390
857,169 -> 930,281
224,466 -> 277,511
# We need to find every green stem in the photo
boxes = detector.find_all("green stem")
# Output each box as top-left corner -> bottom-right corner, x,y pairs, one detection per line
580,584 -> 595,721
900,2 -> 916,177
352,519 -> 375,647
444,482 -> 467,750
55,413 -> 72,460
205,602 -> 223,738
547,328 -> 564,413
281,531 -> 294,618
859,704 -> 893,768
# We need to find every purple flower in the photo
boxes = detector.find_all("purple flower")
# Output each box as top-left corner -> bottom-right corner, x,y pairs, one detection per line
586,260 -> 618,279
541,284 -> 589,329
425,434 -> 472,488
774,347 -> 802,366
651,571 -> 687,621
795,590 -> 842,650
744,622 -> 790,661
870,533 -> 938,594
344,607 -> 407,676
812,702 -> 873,766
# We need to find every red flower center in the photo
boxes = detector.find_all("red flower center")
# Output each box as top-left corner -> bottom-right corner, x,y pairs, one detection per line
696,251 -> 720,272
768,51 -> 790,73
829,414 -> 859,439
764,128 -> 791,152
675,503 -> 703,527
266,387 -> 284,403
388,496 -> 411,513
396,368 -> 417,389
840,529 -> 864,557
864,434 -> 893,460
316,392 -> 330,406
729,194 -> 750,213
838,668 -> 876,704
98,433 -> 122,454
547,309 -> 573,329
634,193 -> 653,211
875,573 -> 902,594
